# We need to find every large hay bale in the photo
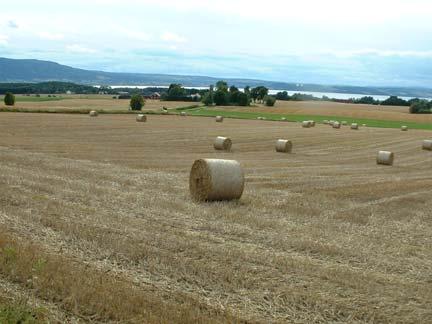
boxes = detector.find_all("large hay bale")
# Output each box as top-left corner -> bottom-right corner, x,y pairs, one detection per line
332,122 -> 341,129
302,121 -> 311,128
180,111 -> 187,116
275,139 -> 292,153
215,116 -> 224,122
136,114 -> 147,122
351,123 -> 359,130
89,110 -> 98,117
422,140 -> 432,150
189,159 -> 245,201
377,151 -> 394,166
214,136 -> 232,151
401,125 -> 408,131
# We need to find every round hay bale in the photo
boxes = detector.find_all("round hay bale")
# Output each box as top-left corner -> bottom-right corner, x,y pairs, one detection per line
422,140 -> 432,151
351,123 -> 359,130
332,122 -> 341,129
362,124 -> 367,127
341,121 -> 348,126
309,120 -> 316,127
262,117 -> 267,120
275,139 -> 292,153
377,151 -> 394,166
256,117 -> 262,120
302,121 -> 311,128
89,110 -> 98,117
401,126 -> 408,131
323,120 -> 329,124
136,114 -> 147,122
214,136 -> 232,151
180,111 -> 187,116
281,117 -> 287,121
215,116 -> 224,123
189,159 -> 245,201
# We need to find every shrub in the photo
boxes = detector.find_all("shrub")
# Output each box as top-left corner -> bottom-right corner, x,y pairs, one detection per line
4,92 -> 15,106
264,96 -> 276,107
202,92 -> 214,106
129,94 -> 145,111
409,100 -> 431,114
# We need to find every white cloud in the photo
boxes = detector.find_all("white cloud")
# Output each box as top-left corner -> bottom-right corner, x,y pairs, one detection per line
8,20 -> 19,28
0,35 -> 8,46
161,32 -> 186,43
322,49 -> 432,58
66,44 -> 97,54
37,32 -> 64,40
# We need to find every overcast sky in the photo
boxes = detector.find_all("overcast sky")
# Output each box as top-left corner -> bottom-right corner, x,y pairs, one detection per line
1,0 -> 432,87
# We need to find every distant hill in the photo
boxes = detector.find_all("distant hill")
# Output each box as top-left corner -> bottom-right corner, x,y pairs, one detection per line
1,57 -> 432,98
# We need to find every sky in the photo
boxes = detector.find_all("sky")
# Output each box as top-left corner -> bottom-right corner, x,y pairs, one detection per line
1,0 -> 432,87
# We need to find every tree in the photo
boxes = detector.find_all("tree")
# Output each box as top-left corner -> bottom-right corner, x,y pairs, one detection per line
275,91 -> 289,100
129,94 -> 145,110
213,90 -> 229,106
409,100 -> 431,114
229,85 -> 240,104
4,92 -> 15,106
216,81 -> 228,92
381,96 -> 409,106
258,86 -> 269,102
264,95 -> 276,107
166,83 -> 186,100
236,92 -> 250,106
202,92 -> 214,106
244,86 -> 251,96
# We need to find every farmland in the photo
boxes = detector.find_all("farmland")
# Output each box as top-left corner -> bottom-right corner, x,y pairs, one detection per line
0,111 -> 431,323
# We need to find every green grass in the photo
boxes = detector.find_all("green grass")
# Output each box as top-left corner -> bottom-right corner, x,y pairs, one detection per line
183,107 -> 432,130
0,298 -> 46,323
0,96 -> 65,102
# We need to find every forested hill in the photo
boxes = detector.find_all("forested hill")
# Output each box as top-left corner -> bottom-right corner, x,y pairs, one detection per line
1,57 -> 432,98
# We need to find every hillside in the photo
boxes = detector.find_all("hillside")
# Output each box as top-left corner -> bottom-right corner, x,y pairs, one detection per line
1,57 -> 432,98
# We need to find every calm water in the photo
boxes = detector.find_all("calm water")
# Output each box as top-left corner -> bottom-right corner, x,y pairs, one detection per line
107,85 -> 428,101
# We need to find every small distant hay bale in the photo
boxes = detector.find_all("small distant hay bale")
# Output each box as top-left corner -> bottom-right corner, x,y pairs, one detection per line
422,140 -> 432,150
216,116 -> 224,122
401,126 -> 408,131
214,136 -> 232,151
332,122 -> 341,129
189,158 -> 245,201
341,121 -> 348,125
275,139 -> 292,153
362,124 -> 367,127
309,120 -> 316,127
262,117 -> 267,120
89,110 -> 98,117
302,121 -> 312,128
351,123 -> 359,130
377,151 -> 394,166
323,120 -> 329,124
180,111 -> 187,116
257,117 -> 262,120
281,117 -> 287,121
136,114 -> 147,122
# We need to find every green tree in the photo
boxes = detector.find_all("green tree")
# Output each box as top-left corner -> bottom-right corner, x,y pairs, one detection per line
166,84 -> 186,100
409,100 -> 430,114
258,86 -> 269,102
202,92 -> 214,106
237,92 -> 250,106
264,95 -> 276,107
213,90 -> 229,106
4,92 -> 15,106
129,94 -> 145,110
216,81 -> 228,92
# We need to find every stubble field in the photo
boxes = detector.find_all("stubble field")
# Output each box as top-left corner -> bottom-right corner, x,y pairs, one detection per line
0,112 -> 432,323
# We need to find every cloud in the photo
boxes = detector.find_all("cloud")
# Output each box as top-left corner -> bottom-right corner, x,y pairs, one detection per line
66,44 -> 97,54
8,20 -> 19,29
0,35 -> 9,46
161,32 -> 187,43
37,32 -> 65,40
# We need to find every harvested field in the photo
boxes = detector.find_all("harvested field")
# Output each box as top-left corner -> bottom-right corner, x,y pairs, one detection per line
0,112 -> 432,323
1,96 -> 193,112
216,100 -> 432,123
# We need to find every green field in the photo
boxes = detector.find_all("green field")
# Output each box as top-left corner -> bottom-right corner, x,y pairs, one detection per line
0,95 -> 65,102
182,107 -> 432,130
